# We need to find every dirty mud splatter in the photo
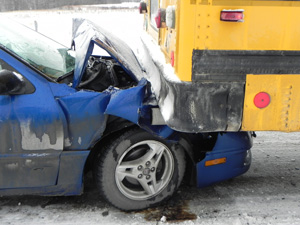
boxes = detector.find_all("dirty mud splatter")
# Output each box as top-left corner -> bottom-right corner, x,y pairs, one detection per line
140,200 -> 197,223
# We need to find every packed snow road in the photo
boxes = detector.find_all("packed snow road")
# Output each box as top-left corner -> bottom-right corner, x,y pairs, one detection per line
0,132 -> 300,225
0,7 -> 300,225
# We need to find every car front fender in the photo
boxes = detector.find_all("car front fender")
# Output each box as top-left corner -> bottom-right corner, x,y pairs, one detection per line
105,79 -> 174,139
105,79 -> 146,124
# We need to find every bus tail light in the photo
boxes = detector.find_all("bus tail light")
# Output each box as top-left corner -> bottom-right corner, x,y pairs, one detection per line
139,2 -> 147,14
220,10 -> 244,22
155,8 -> 166,28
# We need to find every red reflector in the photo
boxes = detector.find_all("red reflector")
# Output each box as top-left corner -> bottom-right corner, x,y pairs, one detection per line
254,92 -> 271,109
171,51 -> 175,67
220,10 -> 244,22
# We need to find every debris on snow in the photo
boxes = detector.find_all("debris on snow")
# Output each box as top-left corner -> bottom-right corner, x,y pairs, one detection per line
160,215 -> 167,223
102,211 -> 109,217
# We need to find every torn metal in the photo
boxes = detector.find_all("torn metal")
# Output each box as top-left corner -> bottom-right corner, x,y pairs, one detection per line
136,36 -> 243,132
72,19 -> 243,133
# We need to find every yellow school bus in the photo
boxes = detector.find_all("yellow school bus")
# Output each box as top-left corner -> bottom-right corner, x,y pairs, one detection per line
139,0 -> 300,132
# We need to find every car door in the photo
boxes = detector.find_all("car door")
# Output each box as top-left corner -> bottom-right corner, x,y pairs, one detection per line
0,50 -> 65,189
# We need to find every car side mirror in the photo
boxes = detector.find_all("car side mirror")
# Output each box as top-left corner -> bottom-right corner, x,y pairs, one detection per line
0,69 -> 30,95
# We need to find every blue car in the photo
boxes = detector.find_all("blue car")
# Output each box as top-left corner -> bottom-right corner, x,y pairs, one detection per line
0,19 -> 252,211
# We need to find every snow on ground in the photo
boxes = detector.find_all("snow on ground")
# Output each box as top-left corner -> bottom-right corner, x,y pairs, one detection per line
1,6 -> 300,225
0,131 -> 300,225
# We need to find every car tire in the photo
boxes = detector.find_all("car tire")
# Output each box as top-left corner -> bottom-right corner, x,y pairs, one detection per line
93,128 -> 186,211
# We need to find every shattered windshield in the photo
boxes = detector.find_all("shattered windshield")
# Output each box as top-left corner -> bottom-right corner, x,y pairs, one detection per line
0,19 -> 75,79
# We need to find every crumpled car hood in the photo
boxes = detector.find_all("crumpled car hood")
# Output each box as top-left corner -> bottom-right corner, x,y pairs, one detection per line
71,19 -> 244,133
71,18 -> 144,88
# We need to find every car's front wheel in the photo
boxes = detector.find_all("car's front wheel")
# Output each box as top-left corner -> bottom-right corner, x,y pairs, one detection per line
93,128 -> 186,211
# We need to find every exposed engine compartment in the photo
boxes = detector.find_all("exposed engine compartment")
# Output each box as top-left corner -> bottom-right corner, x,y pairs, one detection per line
79,56 -> 137,92
59,56 -> 137,91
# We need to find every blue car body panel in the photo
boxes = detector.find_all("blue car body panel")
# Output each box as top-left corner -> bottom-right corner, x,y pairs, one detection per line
0,47 -> 149,194
0,49 -> 66,189
197,132 -> 252,188
105,79 -> 146,124
57,90 -> 110,150
0,150 -> 89,196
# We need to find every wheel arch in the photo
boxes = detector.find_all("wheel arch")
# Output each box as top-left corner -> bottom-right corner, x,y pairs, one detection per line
177,132 -> 219,185
84,116 -> 138,173
85,113 -> 179,172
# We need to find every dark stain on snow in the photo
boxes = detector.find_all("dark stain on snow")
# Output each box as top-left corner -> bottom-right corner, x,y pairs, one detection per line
139,199 -> 197,222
